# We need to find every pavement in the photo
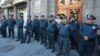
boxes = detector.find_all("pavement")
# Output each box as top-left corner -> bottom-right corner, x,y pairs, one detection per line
0,35 -> 79,56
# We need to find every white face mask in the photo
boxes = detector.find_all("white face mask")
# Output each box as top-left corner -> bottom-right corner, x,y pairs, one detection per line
56,16 -> 59,19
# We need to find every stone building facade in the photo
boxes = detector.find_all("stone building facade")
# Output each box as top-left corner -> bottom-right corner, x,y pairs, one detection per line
0,7 -> 2,19
30,0 -> 100,25
0,0 -> 100,25
83,0 -> 100,25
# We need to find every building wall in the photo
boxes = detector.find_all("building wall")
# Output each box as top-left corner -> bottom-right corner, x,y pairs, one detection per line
30,0 -> 41,18
30,0 -> 56,19
0,7 -> 2,19
48,0 -> 56,16
83,0 -> 100,26
1,0 -> 100,25
94,0 -> 100,26
3,8 -> 8,18
82,0 -> 94,23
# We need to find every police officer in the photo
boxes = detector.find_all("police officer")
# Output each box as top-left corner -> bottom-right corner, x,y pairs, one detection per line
56,14 -> 70,56
32,15 -> 40,41
1,15 -> 8,38
69,16 -> 80,52
24,15 -> 32,44
79,14 -> 99,56
47,15 -> 58,53
55,15 -> 61,25
16,15 -> 24,43
8,15 -> 16,39
39,15 -> 48,46
55,15 -> 61,42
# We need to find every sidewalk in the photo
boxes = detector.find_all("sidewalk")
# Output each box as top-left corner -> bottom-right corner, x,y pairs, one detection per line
0,35 -> 79,56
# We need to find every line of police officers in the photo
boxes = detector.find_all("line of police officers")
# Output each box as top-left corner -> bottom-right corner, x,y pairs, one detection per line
0,14 -> 100,56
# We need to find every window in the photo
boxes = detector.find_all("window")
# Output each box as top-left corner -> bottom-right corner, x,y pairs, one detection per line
59,0 -> 80,5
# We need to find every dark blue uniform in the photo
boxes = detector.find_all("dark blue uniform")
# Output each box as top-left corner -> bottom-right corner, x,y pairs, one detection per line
79,23 -> 98,56
1,18 -> 8,38
47,20 -> 58,52
32,19 -> 40,41
70,20 -> 80,52
39,19 -> 48,45
57,23 -> 70,56
8,18 -> 16,38
24,19 -> 32,43
16,18 -> 24,43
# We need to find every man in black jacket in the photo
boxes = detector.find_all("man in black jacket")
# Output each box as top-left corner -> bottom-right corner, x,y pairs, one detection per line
1,15 -> 8,38
8,15 -> 16,39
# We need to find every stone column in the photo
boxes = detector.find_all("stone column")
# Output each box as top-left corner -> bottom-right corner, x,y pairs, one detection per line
13,6 -> 16,19
27,0 -> 31,17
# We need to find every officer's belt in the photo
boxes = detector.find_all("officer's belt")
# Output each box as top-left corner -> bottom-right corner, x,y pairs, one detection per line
18,27 -> 23,28
18,26 -> 23,28
47,31 -> 55,33
82,38 -> 95,42
59,35 -> 68,38
40,28 -> 46,30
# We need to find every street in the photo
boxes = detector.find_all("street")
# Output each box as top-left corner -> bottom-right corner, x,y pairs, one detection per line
0,35 -> 79,56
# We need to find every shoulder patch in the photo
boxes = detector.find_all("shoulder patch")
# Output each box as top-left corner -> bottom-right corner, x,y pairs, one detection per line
65,24 -> 68,27
92,26 -> 96,29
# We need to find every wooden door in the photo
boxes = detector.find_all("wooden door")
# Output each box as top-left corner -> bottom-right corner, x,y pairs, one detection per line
56,0 -> 83,23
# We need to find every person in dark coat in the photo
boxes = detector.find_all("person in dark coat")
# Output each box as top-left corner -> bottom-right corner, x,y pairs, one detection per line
47,15 -> 58,53
69,16 -> 80,52
32,15 -> 40,41
79,14 -> 99,56
8,15 -> 16,39
1,15 -> 8,38
39,15 -> 48,46
16,15 -> 24,43
56,14 -> 70,56
54,15 -> 61,42
24,15 -> 32,44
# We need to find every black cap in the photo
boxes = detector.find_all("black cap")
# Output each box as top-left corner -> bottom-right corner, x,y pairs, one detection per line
35,15 -> 38,17
50,15 -> 54,17
41,15 -> 45,17
10,15 -> 13,17
59,14 -> 67,19
87,14 -> 96,20
27,15 -> 31,17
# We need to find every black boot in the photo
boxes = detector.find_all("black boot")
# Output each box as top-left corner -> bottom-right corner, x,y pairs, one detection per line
21,41 -> 25,44
27,41 -> 30,44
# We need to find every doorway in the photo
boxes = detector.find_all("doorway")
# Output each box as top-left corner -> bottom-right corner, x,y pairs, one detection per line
56,0 -> 83,23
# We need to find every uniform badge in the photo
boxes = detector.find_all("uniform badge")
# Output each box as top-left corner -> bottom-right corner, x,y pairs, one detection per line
65,25 -> 68,27
75,22 -> 77,24
92,26 -> 96,29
